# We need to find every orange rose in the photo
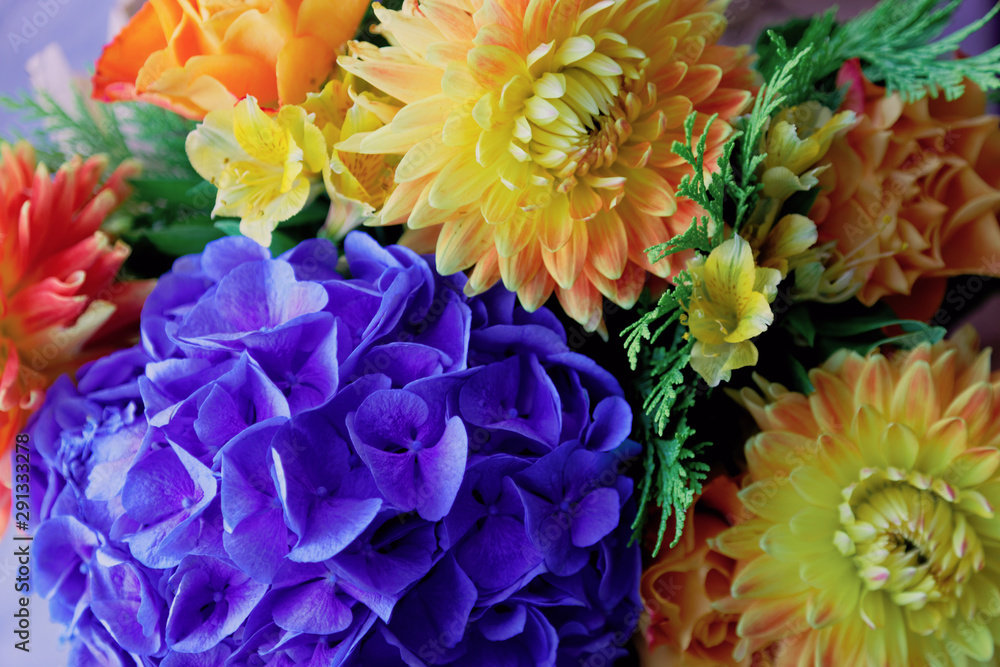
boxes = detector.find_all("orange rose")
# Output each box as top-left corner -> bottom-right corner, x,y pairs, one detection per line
638,475 -> 765,667
93,0 -> 371,120
811,60 -> 1000,321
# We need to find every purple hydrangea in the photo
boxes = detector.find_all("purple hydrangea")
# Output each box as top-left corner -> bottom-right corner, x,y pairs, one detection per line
28,233 -> 642,666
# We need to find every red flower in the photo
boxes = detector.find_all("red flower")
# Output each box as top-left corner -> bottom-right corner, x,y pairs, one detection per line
0,143 -> 154,530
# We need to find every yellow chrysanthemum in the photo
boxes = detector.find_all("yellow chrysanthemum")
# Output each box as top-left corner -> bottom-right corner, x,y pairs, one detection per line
338,0 -> 756,330
682,236 -> 780,387
742,102 -> 856,303
713,329 -> 1000,667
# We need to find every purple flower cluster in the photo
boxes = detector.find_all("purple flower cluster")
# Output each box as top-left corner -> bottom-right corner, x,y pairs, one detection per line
29,234 -> 641,666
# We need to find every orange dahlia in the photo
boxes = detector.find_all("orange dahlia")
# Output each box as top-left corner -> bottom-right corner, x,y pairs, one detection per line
0,143 -> 154,530
812,62 -> 1000,321
639,475 -> 761,667
338,0 -> 756,330
713,328 -> 1000,666
93,0 -> 371,120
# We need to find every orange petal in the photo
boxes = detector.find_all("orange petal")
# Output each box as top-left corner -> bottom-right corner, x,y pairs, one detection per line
92,1 -> 169,100
556,277 -> 602,332
277,36 -> 336,106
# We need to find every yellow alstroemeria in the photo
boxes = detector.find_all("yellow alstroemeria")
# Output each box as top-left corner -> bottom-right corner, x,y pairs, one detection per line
186,95 -> 327,246
300,80 -> 397,239
742,102 -> 857,303
763,102 -> 856,182
683,236 -> 781,387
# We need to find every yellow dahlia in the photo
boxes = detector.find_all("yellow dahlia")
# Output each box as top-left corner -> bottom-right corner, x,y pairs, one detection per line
682,236 -> 780,387
338,0 -> 756,330
812,61 -> 1000,321
713,328 -> 1000,666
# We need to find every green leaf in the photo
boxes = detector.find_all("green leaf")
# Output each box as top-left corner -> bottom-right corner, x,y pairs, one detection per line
821,317 -> 937,338
269,230 -> 299,256
788,356 -> 815,394
214,220 -> 243,236
782,306 -> 816,346
278,200 -> 331,228
867,327 -> 947,353
140,225 -> 225,257
130,178 -> 208,205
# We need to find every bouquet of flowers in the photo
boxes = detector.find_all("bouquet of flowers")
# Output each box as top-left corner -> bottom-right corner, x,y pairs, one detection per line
4,0 -> 1000,665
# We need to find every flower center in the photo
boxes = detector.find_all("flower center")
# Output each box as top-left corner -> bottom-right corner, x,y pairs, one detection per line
844,477 -> 987,612
529,45 -> 644,167
505,13 -> 648,202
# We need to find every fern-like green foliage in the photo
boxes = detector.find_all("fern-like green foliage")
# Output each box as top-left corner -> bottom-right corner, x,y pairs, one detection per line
622,28 -> 824,554
758,0 -> 1000,104
1,87 -> 197,180
625,319 -> 710,554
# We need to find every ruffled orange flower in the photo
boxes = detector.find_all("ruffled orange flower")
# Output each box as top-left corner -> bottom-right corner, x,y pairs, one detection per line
0,143 -> 154,531
339,0 -> 755,331
93,0 -> 371,120
812,62 -> 1000,321
713,328 -> 1000,666
639,475 -> 761,667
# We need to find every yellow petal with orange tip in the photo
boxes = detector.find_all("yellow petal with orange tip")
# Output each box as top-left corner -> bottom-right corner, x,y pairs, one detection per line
555,279 -> 602,333
945,382 -> 994,441
745,431 -> 812,479
464,245 -> 502,296
468,44 -> 530,90
710,518 -> 769,560
623,167 -> 677,217
585,210 -> 627,281
807,369 -> 855,434
951,448 -> 1000,489
853,352 -> 894,414
338,55 -> 445,106
880,422 -> 920,472
481,181 -> 521,225
582,259 -> 643,310
517,262 -> 556,313
536,193 -> 573,252
498,241 -> 543,293
395,138 -> 459,183
891,360 -> 938,436
541,223 -> 587,289
435,212 -> 495,276
379,174 -> 431,225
